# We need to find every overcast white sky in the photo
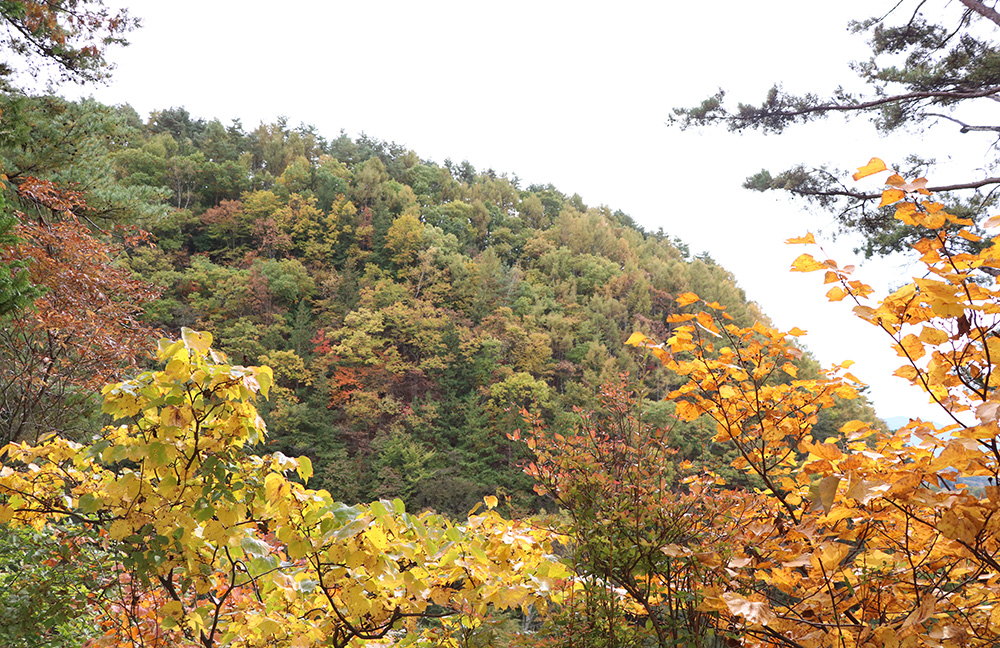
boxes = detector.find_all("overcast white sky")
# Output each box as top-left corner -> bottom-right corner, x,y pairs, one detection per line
64,0 -> 998,423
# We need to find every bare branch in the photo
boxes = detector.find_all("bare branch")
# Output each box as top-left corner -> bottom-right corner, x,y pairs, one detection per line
925,112 -> 1000,133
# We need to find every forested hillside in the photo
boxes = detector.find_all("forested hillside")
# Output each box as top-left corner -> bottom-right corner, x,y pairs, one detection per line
7,2 -> 1000,647
1,96 -> 882,514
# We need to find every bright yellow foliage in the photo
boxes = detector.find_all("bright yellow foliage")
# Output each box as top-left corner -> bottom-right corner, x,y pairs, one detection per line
0,328 -> 564,648
622,164 -> 1000,647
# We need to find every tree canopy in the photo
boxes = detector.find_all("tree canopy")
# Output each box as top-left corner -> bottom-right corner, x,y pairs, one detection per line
672,0 -> 1000,257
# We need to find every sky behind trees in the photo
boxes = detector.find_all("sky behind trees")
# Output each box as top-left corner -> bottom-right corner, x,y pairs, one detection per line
63,0 -> 988,421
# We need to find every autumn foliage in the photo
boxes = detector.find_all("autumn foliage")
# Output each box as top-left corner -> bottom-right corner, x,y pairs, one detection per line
0,176 -> 160,445
4,157 -> 1000,648
0,328 -> 564,647
608,160 -> 1000,647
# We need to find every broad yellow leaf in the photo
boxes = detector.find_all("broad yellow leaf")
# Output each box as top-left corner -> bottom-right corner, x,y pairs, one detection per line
483,495 -> 498,509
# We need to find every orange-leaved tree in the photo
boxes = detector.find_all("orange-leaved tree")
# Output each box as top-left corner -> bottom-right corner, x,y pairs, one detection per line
620,159 -> 1000,648
0,329 -> 566,648
520,375 -> 767,648
0,175 -> 160,445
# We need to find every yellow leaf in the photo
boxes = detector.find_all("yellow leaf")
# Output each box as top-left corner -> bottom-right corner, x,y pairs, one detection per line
811,542 -> 849,570
811,441 -> 844,462
826,286 -> 847,301
785,233 -> 816,245
902,595 -> 936,628
721,593 -> 776,626
852,157 -> 887,180
918,327 -> 948,346
914,210 -> 946,229
675,292 -> 700,306
109,519 -> 132,540
879,188 -> 906,207
846,478 -> 888,505
929,440 -> 972,472
181,327 -> 213,353
898,334 -> 925,359
254,365 -> 273,399
790,253 -> 827,273
296,456 -> 313,483
265,473 -> 285,503
161,600 -> 184,620
809,475 -> 841,513
625,332 -> 650,347
660,544 -> 692,557
853,305 -> 877,322
484,495 -> 498,509
674,400 -> 701,422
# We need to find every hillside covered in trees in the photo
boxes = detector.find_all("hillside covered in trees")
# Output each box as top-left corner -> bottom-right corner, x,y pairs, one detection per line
1,96 -> 883,515
8,2 -> 1000,647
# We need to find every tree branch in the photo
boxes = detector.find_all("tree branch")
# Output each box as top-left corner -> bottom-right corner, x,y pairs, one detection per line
925,112 -> 1000,133
788,176 -> 1000,201
957,0 -> 1000,27
755,86 -> 1000,121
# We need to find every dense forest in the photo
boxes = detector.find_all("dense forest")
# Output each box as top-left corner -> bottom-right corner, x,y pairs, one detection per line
0,96 -> 884,515
4,2 -> 1000,648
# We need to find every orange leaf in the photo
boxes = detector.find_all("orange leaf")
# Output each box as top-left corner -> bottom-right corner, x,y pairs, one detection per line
826,286 -> 847,302
852,157 -> 887,180
675,292 -> 700,306
878,188 -> 906,207
853,305 -> 876,322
